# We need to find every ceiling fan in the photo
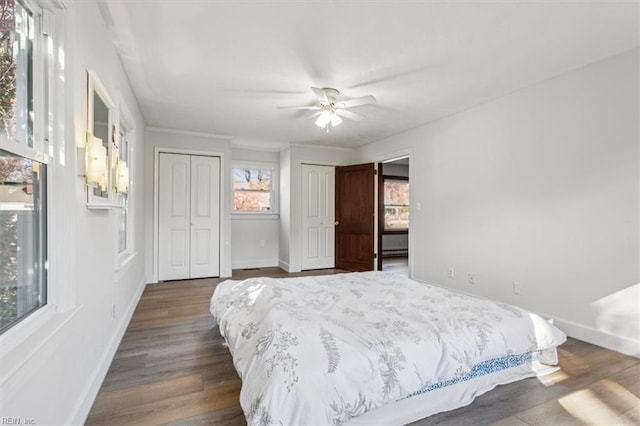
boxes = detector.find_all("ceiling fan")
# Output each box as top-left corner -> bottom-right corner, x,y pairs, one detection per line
277,87 -> 376,131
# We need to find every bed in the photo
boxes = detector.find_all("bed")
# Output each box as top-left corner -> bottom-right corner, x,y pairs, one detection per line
210,271 -> 566,425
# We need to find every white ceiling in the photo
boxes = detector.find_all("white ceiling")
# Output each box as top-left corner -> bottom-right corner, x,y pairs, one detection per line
100,1 -> 639,149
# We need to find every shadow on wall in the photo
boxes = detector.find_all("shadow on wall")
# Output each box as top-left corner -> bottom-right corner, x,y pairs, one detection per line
592,282 -> 640,356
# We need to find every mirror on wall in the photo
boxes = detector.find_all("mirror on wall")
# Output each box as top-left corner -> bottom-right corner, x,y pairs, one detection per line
83,70 -> 118,208
91,90 -> 109,198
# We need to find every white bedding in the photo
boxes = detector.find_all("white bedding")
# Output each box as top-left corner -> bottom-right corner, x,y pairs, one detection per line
210,271 -> 566,425
350,358 -> 559,425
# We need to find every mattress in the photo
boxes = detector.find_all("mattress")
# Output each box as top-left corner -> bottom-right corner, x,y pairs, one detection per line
350,356 -> 559,425
210,271 -> 566,425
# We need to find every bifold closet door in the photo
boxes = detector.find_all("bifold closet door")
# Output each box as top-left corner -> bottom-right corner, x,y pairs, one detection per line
158,153 -> 220,281
189,155 -> 220,278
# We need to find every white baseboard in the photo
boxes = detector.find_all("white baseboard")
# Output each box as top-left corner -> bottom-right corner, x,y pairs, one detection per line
232,259 -> 279,270
67,275 -> 147,424
278,259 -> 291,272
553,317 -> 640,358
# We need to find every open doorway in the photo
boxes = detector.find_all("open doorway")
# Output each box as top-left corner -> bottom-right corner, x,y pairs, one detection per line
377,157 -> 409,275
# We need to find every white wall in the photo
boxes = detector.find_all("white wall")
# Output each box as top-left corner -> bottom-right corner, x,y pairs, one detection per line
145,128 -> 233,280
383,234 -> 408,252
0,2 -> 147,424
231,147 -> 280,269
357,49 -> 640,356
280,144 -> 355,272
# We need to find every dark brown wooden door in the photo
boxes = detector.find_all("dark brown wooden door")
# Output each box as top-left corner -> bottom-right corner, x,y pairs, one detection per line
377,162 -> 384,271
335,163 -> 375,271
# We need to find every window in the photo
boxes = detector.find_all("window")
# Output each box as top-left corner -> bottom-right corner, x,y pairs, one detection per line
1,0 -> 33,147
116,124 -> 129,255
383,178 -> 409,231
0,150 -> 47,332
232,163 -> 278,214
0,0 -> 49,333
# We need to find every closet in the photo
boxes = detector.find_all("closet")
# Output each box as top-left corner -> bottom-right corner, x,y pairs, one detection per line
158,153 -> 220,280
301,164 -> 335,270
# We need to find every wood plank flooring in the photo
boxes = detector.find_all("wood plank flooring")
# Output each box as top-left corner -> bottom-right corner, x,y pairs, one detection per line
86,268 -> 640,425
382,256 -> 409,275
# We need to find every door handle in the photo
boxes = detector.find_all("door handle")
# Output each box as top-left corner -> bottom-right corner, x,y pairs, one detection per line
334,221 -> 339,226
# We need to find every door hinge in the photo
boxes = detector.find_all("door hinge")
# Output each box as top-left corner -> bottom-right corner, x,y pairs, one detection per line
374,253 -> 377,259
374,169 -> 378,175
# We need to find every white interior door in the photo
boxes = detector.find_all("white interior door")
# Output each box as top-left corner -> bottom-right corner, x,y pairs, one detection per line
190,155 -> 220,278
301,164 -> 335,270
158,153 -> 220,281
158,153 -> 191,280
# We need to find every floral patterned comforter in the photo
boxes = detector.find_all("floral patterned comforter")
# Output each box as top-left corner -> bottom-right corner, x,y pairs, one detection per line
210,271 -> 566,425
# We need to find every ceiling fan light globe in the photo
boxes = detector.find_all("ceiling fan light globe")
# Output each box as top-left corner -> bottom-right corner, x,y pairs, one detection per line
330,113 -> 342,127
315,111 -> 332,128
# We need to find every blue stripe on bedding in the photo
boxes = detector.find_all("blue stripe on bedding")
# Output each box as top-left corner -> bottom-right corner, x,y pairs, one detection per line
406,352 -> 534,398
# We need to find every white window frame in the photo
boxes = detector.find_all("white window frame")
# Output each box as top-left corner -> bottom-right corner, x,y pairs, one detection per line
231,161 -> 279,216
114,100 -> 134,270
0,0 -> 61,346
382,177 -> 410,232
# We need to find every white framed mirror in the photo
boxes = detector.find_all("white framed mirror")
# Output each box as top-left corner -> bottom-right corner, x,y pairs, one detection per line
83,70 -> 117,208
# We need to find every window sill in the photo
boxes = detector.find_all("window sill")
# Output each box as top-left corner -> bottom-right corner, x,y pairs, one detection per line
86,201 -> 122,209
232,213 -> 279,220
115,251 -> 137,273
0,305 -> 81,385
383,229 -> 409,235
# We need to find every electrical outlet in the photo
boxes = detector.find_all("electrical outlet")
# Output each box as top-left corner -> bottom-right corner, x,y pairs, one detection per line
448,267 -> 454,278
513,281 -> 522,295
259,239 -> 265,248
468,273 -> 475,284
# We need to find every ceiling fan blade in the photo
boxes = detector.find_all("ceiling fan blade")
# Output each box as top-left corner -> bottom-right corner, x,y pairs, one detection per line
311,87 -> 328,104
334,109 -> 365,121
276,105 -> 321,110
336,95 -> 376,108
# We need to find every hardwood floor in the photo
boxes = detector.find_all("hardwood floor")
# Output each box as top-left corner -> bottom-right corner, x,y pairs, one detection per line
382,256 -> 409,275
86,268 -> 639,425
